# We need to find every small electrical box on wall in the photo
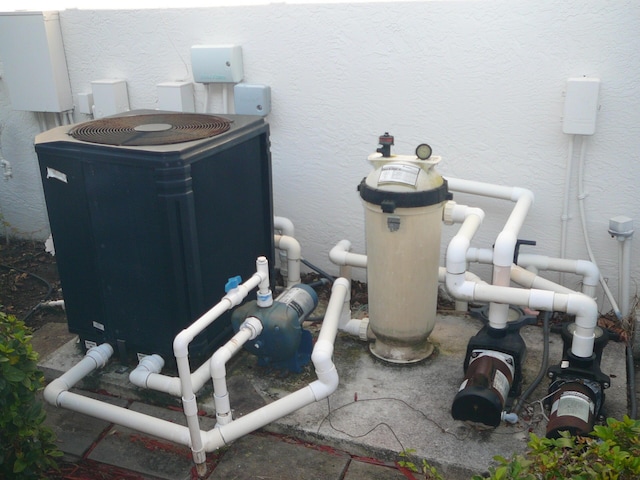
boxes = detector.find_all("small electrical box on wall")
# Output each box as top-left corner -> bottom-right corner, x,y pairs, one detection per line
0,11 -> 73,112
191,45 -> 244,83
562,77 -> 600,135
234,84 -> 271,116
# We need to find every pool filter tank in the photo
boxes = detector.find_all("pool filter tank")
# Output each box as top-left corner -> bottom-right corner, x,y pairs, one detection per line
358,134 -> 450,363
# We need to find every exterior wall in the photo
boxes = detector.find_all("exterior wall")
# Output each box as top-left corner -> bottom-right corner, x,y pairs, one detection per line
1,1 -> 639,310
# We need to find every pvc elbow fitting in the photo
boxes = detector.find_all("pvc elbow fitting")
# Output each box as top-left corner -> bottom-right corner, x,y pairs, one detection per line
329,240 -> 352,266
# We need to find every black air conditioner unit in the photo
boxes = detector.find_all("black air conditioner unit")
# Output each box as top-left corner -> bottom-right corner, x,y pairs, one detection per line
35,111 -> 275,365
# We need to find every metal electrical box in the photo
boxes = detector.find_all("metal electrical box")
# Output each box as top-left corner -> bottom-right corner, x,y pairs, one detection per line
34,111 -> 275,364
0,11 -> 73,112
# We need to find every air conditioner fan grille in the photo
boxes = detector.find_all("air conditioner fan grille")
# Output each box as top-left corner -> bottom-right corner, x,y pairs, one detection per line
68,113 -> 232,146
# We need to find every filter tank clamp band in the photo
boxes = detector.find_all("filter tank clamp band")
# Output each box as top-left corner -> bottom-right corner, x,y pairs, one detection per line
358,177 -> 452,213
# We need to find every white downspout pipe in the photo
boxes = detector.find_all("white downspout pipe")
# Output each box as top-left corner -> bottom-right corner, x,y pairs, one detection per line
274,234 -> 302,287
204,278 -> 348,451
446,210 -> 597,358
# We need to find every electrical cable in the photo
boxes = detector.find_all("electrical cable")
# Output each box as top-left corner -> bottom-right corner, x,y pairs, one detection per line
511,311 -> 551,416
0,263 -> 54,322
301,258 -> 335,284
626,343 -> 637,419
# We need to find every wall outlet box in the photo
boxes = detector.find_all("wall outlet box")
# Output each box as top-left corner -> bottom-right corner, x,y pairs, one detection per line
562,77 -> 600,135
0,11 -> 73,112
91,79 -> 130,119
76,92 -> 94,114
234,84 -> 271,116
157,81 -> 195,113
191,45 -> 243,83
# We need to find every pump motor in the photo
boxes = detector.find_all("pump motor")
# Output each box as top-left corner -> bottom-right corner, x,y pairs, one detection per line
231,283 -> 318,372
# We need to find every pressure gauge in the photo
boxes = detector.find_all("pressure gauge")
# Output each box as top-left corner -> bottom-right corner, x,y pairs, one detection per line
415,143 -> 432,160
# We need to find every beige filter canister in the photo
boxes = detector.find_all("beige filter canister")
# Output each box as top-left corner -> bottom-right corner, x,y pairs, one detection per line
358,152 -> 450,363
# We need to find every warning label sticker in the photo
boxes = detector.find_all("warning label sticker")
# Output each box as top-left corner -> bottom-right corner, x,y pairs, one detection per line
378,164 -> 420,186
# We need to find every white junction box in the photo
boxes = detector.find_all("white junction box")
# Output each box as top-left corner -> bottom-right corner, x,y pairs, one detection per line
562,77 -> 600,135
91,79 -> 130,119
191,45 -> 243,83
234,84 -> 271,116
157,81 -> 195,113
0,11 -> 73,112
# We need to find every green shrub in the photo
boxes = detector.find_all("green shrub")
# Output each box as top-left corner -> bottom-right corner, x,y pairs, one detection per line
474,416 -> 640,480
0,311 -> 62,479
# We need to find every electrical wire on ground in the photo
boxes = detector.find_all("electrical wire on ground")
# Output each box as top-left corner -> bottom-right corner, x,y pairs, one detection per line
318,395 -> 472,449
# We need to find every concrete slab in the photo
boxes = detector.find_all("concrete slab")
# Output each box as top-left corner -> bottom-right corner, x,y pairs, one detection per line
41,389 -> 129,460
87,402 -> 216,480
38,312 -> 629,480
343,459 -> 408,480
209,433 -> 349,480
31,322 -> 76,361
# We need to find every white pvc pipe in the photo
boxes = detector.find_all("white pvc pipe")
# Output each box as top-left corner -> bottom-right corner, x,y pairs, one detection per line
329,239 -> 368,269
274,216 -> 295,237
46,271 -> 350,476
204,277 -> 349,451
510,265 -> 576,295
45,345 -> 194,448
274,216 -> 295,281
446,177 -> 534,330
274,234 -> 302,287
619,237 -> 632,318
465,248 -> 599,298
211,317 -> 262,426
172,257 -> 271,468
445,209 -> 598,358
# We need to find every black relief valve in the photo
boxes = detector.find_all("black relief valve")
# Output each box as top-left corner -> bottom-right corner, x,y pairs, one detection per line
376,132 -> 394,157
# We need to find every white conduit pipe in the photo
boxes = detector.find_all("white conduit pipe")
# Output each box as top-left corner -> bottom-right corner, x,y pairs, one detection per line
446,211 -> 598,358
211,317 -> 263,426
619,236 -> 633,318
204,278 -> 348,451
446,177 -> 534,330
465,248 -> 599,298
274,234 -> 302,287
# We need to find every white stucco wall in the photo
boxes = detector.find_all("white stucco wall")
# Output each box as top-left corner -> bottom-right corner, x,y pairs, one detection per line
0,1 -> 639,314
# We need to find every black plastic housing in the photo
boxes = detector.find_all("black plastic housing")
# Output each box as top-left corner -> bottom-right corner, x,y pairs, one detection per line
35,113 -> 275,365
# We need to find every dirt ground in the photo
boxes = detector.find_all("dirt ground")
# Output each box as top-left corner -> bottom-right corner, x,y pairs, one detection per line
0,237 -> 67,331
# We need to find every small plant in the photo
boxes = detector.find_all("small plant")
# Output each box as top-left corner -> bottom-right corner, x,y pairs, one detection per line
0,311 -> 62,479
398,448 -> 445,480
474,416 -> 640,480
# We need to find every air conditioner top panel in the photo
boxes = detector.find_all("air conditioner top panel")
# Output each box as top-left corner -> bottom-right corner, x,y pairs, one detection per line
35,111 -> 268,159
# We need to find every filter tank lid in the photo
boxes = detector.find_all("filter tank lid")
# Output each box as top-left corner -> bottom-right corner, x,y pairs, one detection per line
359,155 -> 451,211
